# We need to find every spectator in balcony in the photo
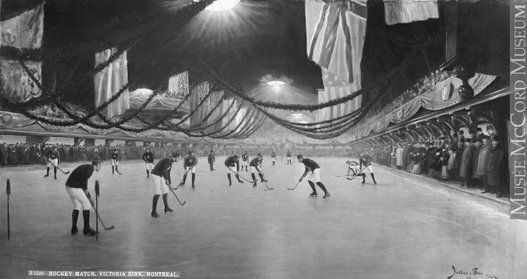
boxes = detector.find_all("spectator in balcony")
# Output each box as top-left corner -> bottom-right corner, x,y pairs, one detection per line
487,136 -> 506,197
478,136 -> 492,193
475,127 -> 484,141
459,139 -> 474,188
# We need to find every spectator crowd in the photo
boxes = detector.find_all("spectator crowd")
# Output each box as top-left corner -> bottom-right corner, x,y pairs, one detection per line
372,127 -> 508,198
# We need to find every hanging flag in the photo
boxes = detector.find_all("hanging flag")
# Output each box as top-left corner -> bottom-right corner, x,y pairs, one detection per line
0,3 -> 44,49
317,69 -> 362,122
0,4 -> 45,103
0,60 -> 42,102
305,0 -> 367,84
383,0 -> 439,25
189,81 -> 210,126
167,71 -> 189,99
203,90 -> 224,133
94,48 -> 130,119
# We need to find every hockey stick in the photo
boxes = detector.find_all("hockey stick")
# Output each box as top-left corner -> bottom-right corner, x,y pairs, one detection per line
37,154 -> 70,174
347,166 -> 368,181
287,181 -> 300,191
168,187 -> 186,206
263,181 -> 274,191
177,168 -> 191,188
88,197 -> 115,231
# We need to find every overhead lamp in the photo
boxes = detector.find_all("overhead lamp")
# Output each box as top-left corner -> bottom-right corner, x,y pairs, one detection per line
206,0 -> 241,11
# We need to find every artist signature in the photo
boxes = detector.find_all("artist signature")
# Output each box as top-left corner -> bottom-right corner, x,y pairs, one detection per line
446,266 -> 500,279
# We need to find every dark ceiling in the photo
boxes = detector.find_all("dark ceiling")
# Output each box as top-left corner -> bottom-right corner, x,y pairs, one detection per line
1,0 -> 509,107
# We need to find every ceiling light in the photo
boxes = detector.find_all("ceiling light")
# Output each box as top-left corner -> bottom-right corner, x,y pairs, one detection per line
206,0 -> 241,11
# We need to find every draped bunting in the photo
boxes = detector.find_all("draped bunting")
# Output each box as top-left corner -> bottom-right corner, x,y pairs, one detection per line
0,4 -> 44,103
167,71 -> 189,99
94,48 -> 130,119
349,73 -> 497,139
383,0 -> 439,25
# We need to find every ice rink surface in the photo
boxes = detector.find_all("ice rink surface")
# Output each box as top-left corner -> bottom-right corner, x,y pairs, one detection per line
0,156 -> 526,279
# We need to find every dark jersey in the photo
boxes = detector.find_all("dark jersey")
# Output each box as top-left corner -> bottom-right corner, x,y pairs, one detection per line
65,164 -> 94,191
47,150 -> 59,160
184,155 -> 198,167
225,156 -> 239,167
111,152 -> 119,160
249,157 -> 262,167
242,154 -> 249,161
142,152 -> 154,163
151,158 -> 172,182
359,155 -> 372,167
286,152 -> 291,157
271,153 -> 276,158
208,153 -> 215,162
302,158 -> 320,172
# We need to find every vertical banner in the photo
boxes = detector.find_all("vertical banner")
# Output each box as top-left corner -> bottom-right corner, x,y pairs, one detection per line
94,48 -> 130,119
189,81 -> 210,126
205,90 -> 224,133
510,1 -> 527,219
0,3 -> 44,103
167,71 -> 189,99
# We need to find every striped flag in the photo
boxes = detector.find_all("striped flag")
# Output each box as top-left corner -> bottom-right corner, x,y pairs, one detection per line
317,70 -> 362,122
305,0 -> 367,84
94,48 -> 130,119
383,0 -> 439,25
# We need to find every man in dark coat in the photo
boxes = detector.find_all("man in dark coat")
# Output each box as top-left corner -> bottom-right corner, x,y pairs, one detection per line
470,138 -> 482,189
207,150 -> 216,171
459,139 -> 474,188
487,136 -> 506,198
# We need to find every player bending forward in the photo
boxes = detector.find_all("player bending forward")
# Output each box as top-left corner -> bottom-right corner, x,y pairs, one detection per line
150,153 -> 178,218
110,149 -> 121,175
143,148 -> 154,178
346,160 -> 360,176
250,153 -> 268,187
65,158 -> 102,236
225,154 -> 244,186
44,147 -> 60,179
297,154 -> 330,199
181,151 -> 198,188
359,152 -> 377,184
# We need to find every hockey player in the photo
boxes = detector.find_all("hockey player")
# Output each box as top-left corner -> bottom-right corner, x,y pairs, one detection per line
44,146 -> 60,179
241,151 -> 249,171
346,160 -> 360,176
249,153 -> 268,187
297,154 -> 330,199
271,151 -> 276,166
207,150 -> 215,171
142,148 -> 154,178
150,153 -> 178,218
181,151 -> 198,188
65,158 -> 102,236
358,152 -> 377,184
286,150 -> 292,165
110,149 -> 121,175
224,154 -> 244,186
